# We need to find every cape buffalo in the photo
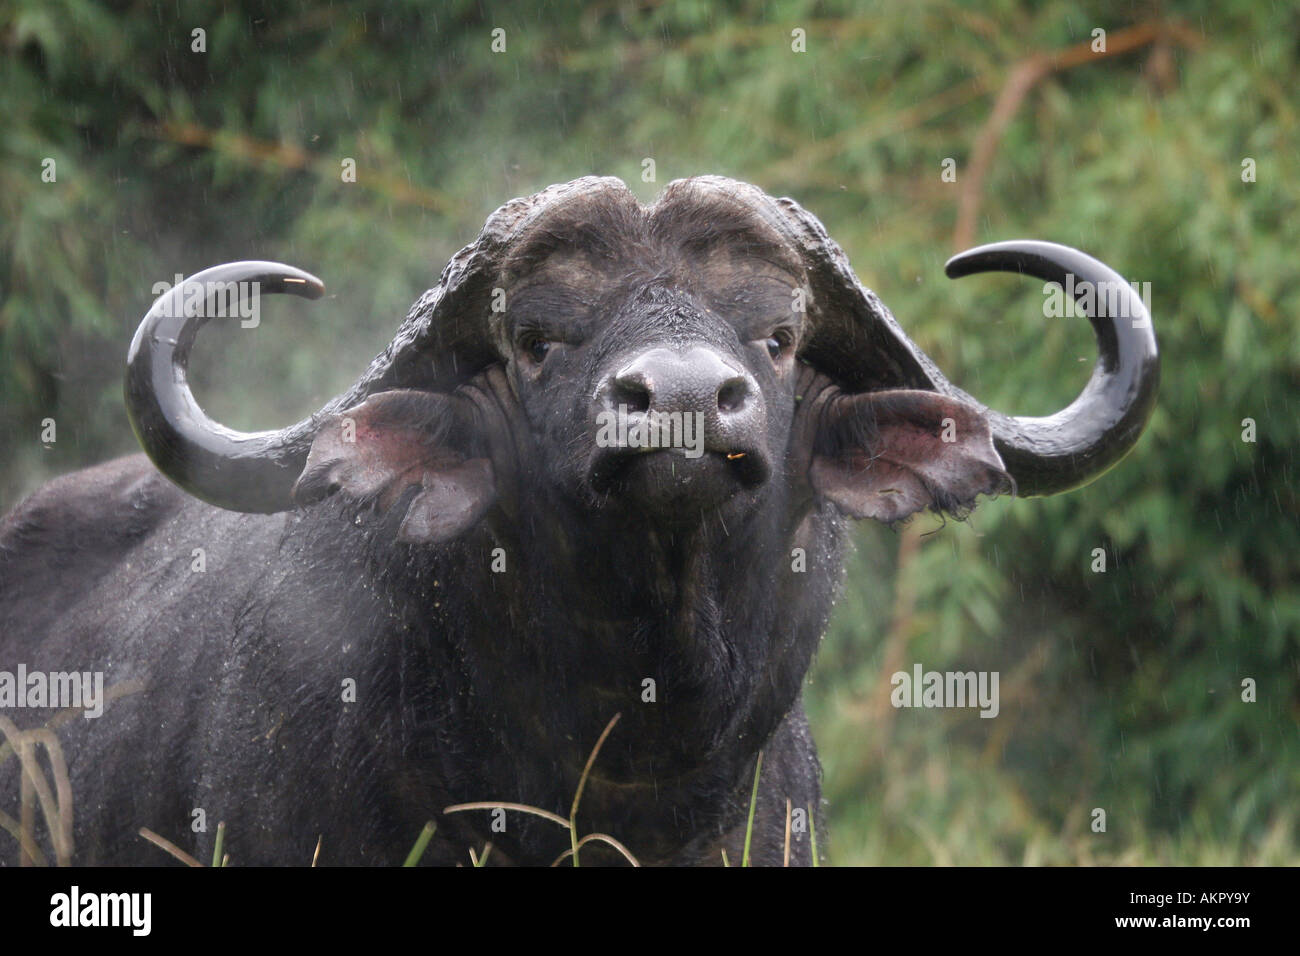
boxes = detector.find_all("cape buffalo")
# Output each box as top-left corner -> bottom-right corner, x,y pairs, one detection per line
0,176 -> 1157,865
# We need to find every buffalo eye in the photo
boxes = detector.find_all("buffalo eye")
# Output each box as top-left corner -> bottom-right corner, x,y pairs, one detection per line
520,334 -> 554,364
763,329 -> 793,362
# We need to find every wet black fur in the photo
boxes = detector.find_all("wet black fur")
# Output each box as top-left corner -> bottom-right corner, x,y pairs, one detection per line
0,183 -> 980,866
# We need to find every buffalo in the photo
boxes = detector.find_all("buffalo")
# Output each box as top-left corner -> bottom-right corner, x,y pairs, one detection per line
0,176 -> 1157,865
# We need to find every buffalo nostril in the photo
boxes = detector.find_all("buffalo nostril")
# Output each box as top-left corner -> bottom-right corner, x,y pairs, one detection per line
716,377 -> 750,414
610,374 -> 652,414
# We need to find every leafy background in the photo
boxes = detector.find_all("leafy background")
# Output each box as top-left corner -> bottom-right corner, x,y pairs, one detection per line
1,0 -> 1295,863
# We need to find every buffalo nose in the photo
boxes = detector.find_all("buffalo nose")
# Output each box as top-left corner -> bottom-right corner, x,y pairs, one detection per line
607,347 -> 755,418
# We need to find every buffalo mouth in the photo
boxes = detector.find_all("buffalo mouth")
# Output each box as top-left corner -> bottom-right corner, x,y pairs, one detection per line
588,445 -> 770,502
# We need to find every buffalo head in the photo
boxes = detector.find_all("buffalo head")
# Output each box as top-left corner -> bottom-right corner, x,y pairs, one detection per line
124,177 -> 1158,537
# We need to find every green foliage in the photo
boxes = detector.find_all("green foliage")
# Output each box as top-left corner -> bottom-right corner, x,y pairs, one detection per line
1,0 -> 1295,863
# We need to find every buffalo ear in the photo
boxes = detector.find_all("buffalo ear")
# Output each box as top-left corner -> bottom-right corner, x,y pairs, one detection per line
809,389 -> 1011,523
293,389 -> 495,544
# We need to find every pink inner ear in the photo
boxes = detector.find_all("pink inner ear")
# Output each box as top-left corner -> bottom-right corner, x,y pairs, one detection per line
397,459 -> 495,544
809,390 -> 1010,523
810,451 -> 935,523
293,389 -> 498,543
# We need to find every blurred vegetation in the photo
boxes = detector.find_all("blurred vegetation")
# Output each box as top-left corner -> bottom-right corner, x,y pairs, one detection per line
1,0 -> 1295,863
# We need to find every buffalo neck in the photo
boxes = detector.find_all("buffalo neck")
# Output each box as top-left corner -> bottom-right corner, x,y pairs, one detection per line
371,469 -> 839,792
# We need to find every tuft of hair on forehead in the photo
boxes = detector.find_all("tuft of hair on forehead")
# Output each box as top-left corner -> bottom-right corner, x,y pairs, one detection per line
647,177 -> 806,277
501,181 -> 644,279
501,177 -> 806,282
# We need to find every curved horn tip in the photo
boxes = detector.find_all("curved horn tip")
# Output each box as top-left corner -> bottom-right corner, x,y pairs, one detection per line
943,239 -> 1081,280
182,260 -> 325,299
125,260 -> 331,515
938,239 -> 1159,497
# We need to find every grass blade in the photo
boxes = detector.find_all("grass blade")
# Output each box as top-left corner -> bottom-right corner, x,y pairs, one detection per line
741,751 -> 763,868
212,821 -> 225,868
808,802 -> 818,867
402,821 -> 436,867
138,827 -> 202,867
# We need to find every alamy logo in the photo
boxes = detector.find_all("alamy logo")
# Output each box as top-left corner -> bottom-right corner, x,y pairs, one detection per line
150,274 -> 262,328
49,886 -> 151,936
595,406 -> 705,459
890,664 -> 1000,718
1043,273 -> 1151,327
0,665 -> 105,718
